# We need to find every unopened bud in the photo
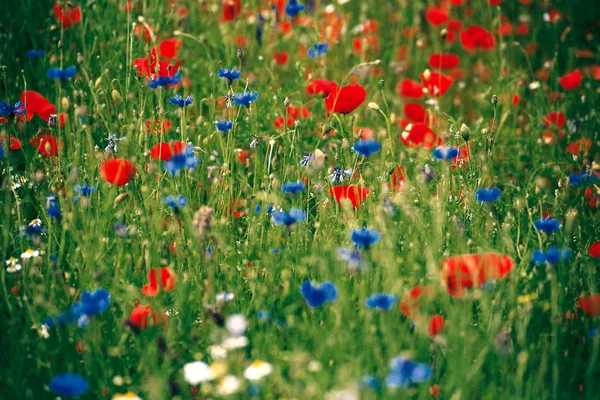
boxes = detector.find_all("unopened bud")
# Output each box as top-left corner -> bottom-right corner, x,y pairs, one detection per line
492,94 -> 498,105
61,97 -> 70,110
460,123 -> 471,142
284,97 -> 290,107
440,29 -> 448,40
57,40 -> 63,49
77,53 -> 83,64
111,89 -> 122,104
378,79 -> 384,89
237,48 -> 243,59
368,102 -> 380,111
422,69 -> 431,81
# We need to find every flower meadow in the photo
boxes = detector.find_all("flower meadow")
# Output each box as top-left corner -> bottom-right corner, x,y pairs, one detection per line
1,0 -> 600,398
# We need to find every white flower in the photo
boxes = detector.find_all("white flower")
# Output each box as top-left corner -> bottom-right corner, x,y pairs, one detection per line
38,324 -> 50,339
243,361 -> 273,381
183,361 -> 215,385
216,292 -> 234,303
5,257 -> 22,273
112,393 -> 142,400
20,249 -> 40,260
209,344 -> 228,360
226,314 -> 247,336
29,218 -> 42,227
222,335 -> 249,350
216,375 -> 241,396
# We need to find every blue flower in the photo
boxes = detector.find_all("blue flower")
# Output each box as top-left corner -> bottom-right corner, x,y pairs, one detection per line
476,187 -> 501,202
271,208 -> 306,226
432,146 -> 459,160
354,140 -> 382,157
0,100 -> 25,116
27,49 -> 45,58
49,373 -> 89,397
351,228 -> 380,248
337,247 -> 366,271
149,72 -> 181,89
215,120 -> 234,132
163,195 -> 187,208
74,184 -> 97,203
286,0 -> 305,17
47,66 -> 77,80
0,142 -> 4,159
362,375 -> 381,390
569,172 -> 598,186
169,94 -> 194,108
44,289 -> 110,328
329,167 -> 353,182
386,357 -> 432,388
218,68 -> 242,82
46,194 -> 61,218
532,247 -> 571,265
300,280 -> 337,307
534,217 -> 561,232
164,145 -> 199,175
233,91 -> 259,107
366,293 -> 397,310
281,181 -> 305,194
308,43 -> 329,58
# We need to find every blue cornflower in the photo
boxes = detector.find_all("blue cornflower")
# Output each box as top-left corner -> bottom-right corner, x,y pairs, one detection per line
46,194 -> 61,218
217,68 -> 242,82
308,43 -> 329,58
421,164 -> 435,182
534,217 -> 561,232
104,134 -> 126,154
49,373 -> 89,397
257,310 -> 270,320
44,289 -> 110,328
163,194 -> 187,209
215,120 -> 234,132
281,181 -> 305,194
351,228 -> 380,248
476,187 -> 501,202
47,66 -> 77,80
432,146 -> 459,160
74,184 -> 97,203
271,208 -> 306,226
353,140 -> 382,157
169,94 -> 194,108
286,0 -> 305,17
149,72 -> 181,89
233,91 -> 259,107
300,152 -> 314,167
362,376 -> 381,390
569,172 -> 598,186
329,167 -> 352,183
164,145 -> 199,175
300,280 -> 337,307
27,49 -> 45,58
532,247 -> 571,265
366,293 -> 397,310
0,100 -> 25,116
386,357 -> 432,388
337,247 -> 366,271
0,142 -> 4,159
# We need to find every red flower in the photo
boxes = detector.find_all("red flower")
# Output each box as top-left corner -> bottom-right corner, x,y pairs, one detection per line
273,51 -> 289,65
460,25 -> 496,51
9,136 -> 22,150
150,141 -> 185,161
512,94 -> 520,106
222,0 -> 242,22
142,268 -> 177,296
428,315 -> 444,337
543,112 -> 565,129
99,159 -> 137,186
390,166 -> 406,191
403,103 -> 427,123
428,53 -> 460,70
397,79 -> 424,98
425,6 -> 449,26
145,118 -> 172,135
133,48 -> 179,79
559,70 -> 582,91
20,91 -> 56,122
589,241 -> 600,258
566,139 -> 592,156
515,24 -> 529,36
324,84 -> 366,116
489,0 -> 502,5
441,253 -> 514,297
329,185 -> 370,208
159,38 -> 182,61
420,71 -> 454,96
400,285 -> 435,319
129,305 -> 159,329
307,79 -> 335,97
54,2 -> 82,29
578,295 -> 600,317
401,123 -> 442,149
29,134 -> 62,157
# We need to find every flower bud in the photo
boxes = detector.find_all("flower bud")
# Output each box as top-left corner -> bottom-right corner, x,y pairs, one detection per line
460,123 -> 470,142
368,102 -> 380,111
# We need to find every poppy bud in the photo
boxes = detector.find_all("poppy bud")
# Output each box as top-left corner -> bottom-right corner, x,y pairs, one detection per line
440,29 -> 448,40
284,97 -> 290,107
77,53 -> 83,63
460,123 -> 470,142
111,89 -> 122,104
491,94 -> 498,105
57,40 -> 63,49
368,102 -> 380,111
237,48 -> 243,59
378,79 -> 385,89
422,69 -> 431,81
61,97 -> 70,110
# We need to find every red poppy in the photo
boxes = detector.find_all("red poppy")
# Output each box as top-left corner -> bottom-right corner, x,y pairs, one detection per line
460,25 -> 496,51
589,241 -> 600,258
578,295 -> 600,317
428,315 -> 444,337
99,159 -> 137,186
222,0 -> 242,21
329,185 -> 370,208
397,79 -> 424,98
559,70 -> 582,91
585,188 -> 598,209
515,24 -> 529,36
420,71 -> 454,96
566,139 -> 592,156
428,53 -> 460,70
489,0 -> 502,5
133,48 -> 179,79
441,253 -> 514,297
543,112 -> 565,129
390,166 -> 406,191
512,94 -> 520,106
425,6 -> 449,26
20,91 -> 56,122
404,103 -> 427,123
451,144 -> 470,170
142,268 -> 177,296
129,305 -> 159,329
274,105 -> 311,129
29,134 -> 62,157
400,285 -> 435,319
401,123 -> 442,149
9,136 -> 22,150
307,79 -> 336,97
324,84 -> 366,116
237,149 -> 249,164
273,51 -> 289,65
145,118 -> 172,135
54,2 -> 82,29
159,38 -> 182,61
496,22 -> 513,36
150,141 -> 185,161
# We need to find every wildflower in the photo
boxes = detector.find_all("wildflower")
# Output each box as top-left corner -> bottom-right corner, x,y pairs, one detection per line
217,375 -> 242,396
300,152 -> 315,167
233,91 -> 259,107
286,0 -> 305,17
401,123 -> 441,149
428,315 -> 445,337
21,249 -> 40,260
589,241 -> 600,258
353,140 -> 381,157
351,228 -> 380,248
559,70 -> 582,91
164,145 -> 198,175
324,83 -> 366,116
54,2 -> 82,28
45,289 -> 111,328
532,247 -> 572,265
141,268 -> 177,296
397,79 -> 424,98
250,134 -> 261,148
216,292 -> 235,303
163,195 -> 187,209
222,335 -> 249,349
271,208 -> 307,226
441,253 -> 514,297
49,373 -> 89,397
169,94 -> 194,107
183,361 -> 215,385
428,53 -> 460,70
5,257 -> 22,273
534,217 -> 561,232
460,25 -> 496,51
330,185 -> 370,208
579,295 -> 600,317
308,43 -> 329,58
100,159 -> 137,186
476,187 -> 501,202
281,181 -> 305,194
386,357 -> 432,388
307,78 -> 336,97
112,393 -> 142,400
46,194 -> 61,218
149,72 -> 181,89
329,167 -> 352,183
432,146 -> 459,160
300,280 -> 338,308
226,314 -> 248,336
27,49 -> 46,58
400,286 -> 435,319
0,101 -> 25,117
244,361 -> 273,381
362,376 -> 380,390
569,172 -> 598,186
218,68 -> 241,83
74,184 -> 98,202
420,70 -> 454,96
29,134 -> 63,157
366,293 -> 397,310
215,120 -> 234,132
47,66 -> 77,80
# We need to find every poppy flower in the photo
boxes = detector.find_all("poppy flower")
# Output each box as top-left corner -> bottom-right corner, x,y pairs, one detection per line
427,315 -> 444,337
401,123 -> 442,149
8,136 -> 22,150
142,268 -> 177,296
29,134 -> 62,157
559,70 -> 582,91
425,6 -> 449,26
273,51 -> 289,65
150,141 -> 183,161
300,280 -> 337,308
222,0 -> 242,21
145,118 -> 172,135
428,53 -> 460,70
460,25 -> 496,51
578,295 -> 600,317
404,103 -> 427,123
390,166 -> 406,191
397,79 -> 424,98
400,285 -> 435,319
420,71 -> 454,96
54,2 -> 82,29
441,253 -> 514,297
99,159 -> 137,186
324,84 -> 366,116
159,38 -> 182,61
588,241 -> 600,258
542,112 -> 565,129
329,185 -> 370,208
129,305 -> 159,329
306,79 -> 335,97
20,91 -> 56,122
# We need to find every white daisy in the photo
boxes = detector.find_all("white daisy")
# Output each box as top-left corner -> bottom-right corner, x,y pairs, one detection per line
222,335 -> 249,350
5,257 -> 22,273
183,361 -> 215,385
225,314 -> 247,336
243,360 -> 273,381
216,375 -> 241,396
20,249 -> 40,260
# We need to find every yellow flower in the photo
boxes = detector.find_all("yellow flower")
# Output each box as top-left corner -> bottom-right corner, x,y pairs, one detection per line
112,393 -> 142,400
